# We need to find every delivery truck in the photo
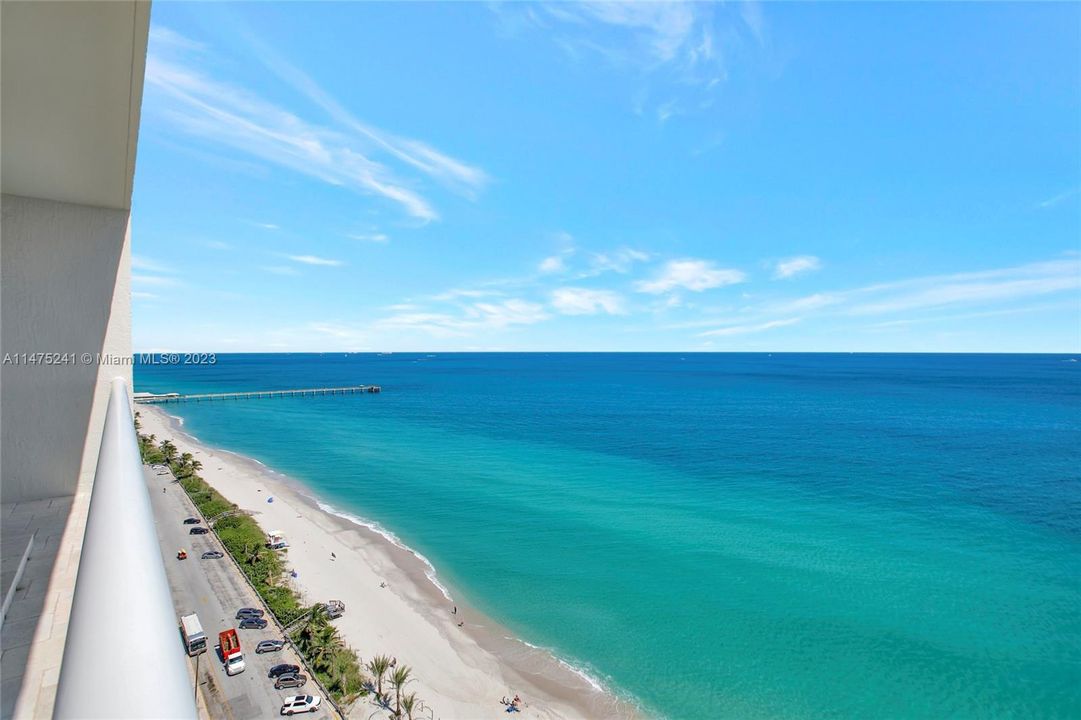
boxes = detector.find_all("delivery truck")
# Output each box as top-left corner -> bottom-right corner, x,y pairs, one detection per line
219,628 -> 245,675
179,613 -> 207,656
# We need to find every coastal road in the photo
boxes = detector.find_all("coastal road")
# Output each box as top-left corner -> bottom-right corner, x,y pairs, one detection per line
146,466 -> 331,720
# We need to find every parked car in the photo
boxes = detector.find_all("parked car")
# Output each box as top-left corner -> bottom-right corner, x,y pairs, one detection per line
256,639 -> 286,654
239,617 -> 268,630
268,664 -> 300,679
201,551 -> 224,560
183,517 -> 201,525
280,695 -> 321,715
235,607 -> 265,619
189,527 -> 209,535
274,673 -> 308,690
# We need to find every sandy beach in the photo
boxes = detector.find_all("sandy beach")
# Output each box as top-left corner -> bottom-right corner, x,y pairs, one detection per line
138,405 -> 638,720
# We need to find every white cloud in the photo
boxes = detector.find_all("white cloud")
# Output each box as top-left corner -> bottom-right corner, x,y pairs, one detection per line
1038,187 -> 1080,209
773,255 -> 822,279
376,298 -> 549,338
204,240 -> 232,251
468,299 -> 550,327
547,2 -> 701,66
288,255 -> 343,267
132,255 -> 172,273
699,318 -> 801,337
251,221 -> 279,230
149,25 -> 207,52
347,232 -> 389,243
636,259 -> 746,294
849,273 -> 1080,316
678,256 -> 1081,341
551,287 -> 627,315
144,29 -> 486,222
132,291 -> 159,300
133,274 -> 182,287
575,248 -> 651,278
431,288 -> 504,302
539,255 -> 566,273
262,265 -> 299,276
235,26 -> 489,199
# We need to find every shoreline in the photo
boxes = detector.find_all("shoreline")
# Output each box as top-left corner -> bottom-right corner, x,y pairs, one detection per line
138,405 -> 641,720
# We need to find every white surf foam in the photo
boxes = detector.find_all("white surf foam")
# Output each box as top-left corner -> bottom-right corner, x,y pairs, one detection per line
313,499 -> 453,601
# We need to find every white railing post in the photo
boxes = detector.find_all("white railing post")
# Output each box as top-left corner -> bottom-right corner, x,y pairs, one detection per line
54,378 -> 197,719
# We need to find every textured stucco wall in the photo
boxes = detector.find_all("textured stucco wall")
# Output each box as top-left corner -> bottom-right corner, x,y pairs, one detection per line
1,193 -> 132,502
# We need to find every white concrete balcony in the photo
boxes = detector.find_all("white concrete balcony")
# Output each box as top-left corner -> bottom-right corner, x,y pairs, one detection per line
50,379 -> 196,719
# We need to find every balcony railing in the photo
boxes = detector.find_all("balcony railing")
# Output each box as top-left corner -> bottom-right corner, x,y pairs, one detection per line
54,378 -> 197,719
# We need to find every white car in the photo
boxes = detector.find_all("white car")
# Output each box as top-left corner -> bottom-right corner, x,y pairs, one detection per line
280,695 -> 321,715
225,653 -> 246,676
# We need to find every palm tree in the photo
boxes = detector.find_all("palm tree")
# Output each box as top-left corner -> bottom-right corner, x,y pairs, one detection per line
391,665 -> 412,718
293,606 -> 324,655
367,655 -> 391,700
190,459 -> 202,476
309,624 -> 344,672
400,691 -> 419,720
245,543 -> 264,567
159,439 -> 177,463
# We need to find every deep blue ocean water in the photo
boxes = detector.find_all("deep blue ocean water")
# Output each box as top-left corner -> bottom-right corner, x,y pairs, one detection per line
135,353 -> 1081,719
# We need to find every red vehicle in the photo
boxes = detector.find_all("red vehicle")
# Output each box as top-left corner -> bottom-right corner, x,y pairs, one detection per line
219,628 -> 246,676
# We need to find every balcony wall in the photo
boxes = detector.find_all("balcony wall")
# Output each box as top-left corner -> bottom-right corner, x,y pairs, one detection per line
0,195 -> 133,503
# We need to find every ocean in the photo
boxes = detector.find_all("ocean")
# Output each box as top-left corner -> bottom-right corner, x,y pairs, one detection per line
135,353 -> 1081,719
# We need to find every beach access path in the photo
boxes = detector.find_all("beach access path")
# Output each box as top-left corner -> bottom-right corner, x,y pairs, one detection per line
147,465 -> 323,720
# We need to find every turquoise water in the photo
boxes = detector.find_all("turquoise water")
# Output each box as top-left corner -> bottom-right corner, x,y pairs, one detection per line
136,354 -> 1081,718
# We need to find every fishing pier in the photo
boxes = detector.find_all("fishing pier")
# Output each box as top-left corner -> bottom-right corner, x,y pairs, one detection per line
133,385 -> 381,404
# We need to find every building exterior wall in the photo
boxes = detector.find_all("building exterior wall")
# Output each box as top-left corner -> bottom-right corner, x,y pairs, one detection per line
0,194 -> 132,503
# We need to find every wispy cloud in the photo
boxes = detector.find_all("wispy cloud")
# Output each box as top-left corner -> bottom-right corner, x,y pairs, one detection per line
251,221 -> 279,231
148,25 -> 206,52
586,248 -> 651,276
133,274 -> 182,288
636,259 -> 746,294
430,288 -> 505,302
699,318 -> 801,337
539,233 -> 577,273
551,287 -> 627,315
773,255 -> 822,279
234,25 -> 489,199
539,255 -> 567,273
288,255 -> 343,267
132,255 -> 172,274
375,298 -> 549,337
503,1 -> 766,118
688,257 -> 1081,338
262,265 -> 299,276
347,232 -> 390,244
204,240 -> 232,251
1037,187 -> 1080,209
144,26 -> 488,222
848,262 -> 1080,315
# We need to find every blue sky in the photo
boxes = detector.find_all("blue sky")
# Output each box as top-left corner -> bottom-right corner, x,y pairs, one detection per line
131,2 -> 1080,352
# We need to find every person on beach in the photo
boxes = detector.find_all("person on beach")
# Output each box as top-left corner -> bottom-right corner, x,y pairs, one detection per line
452,605 -> 457,614
457,621 -> 464,627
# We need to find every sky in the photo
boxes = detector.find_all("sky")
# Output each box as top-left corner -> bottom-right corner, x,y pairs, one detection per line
131,2 -> 1081,353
